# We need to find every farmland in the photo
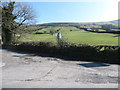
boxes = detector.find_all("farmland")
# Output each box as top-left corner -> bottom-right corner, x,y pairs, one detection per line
19,26 -> 119,46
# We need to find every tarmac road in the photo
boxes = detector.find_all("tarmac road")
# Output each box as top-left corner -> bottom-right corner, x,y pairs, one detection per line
1,49 -> 119,88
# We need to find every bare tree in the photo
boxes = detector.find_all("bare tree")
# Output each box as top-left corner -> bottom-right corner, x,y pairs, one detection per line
13,2 -> 37,38
13,2 -> 36,27
13,2 -> 37,42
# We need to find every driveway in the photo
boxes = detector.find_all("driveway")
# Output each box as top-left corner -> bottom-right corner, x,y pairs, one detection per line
1,49 -> 119,88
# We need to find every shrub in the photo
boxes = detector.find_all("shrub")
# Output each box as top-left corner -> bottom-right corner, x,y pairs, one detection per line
10,41 -> 120,64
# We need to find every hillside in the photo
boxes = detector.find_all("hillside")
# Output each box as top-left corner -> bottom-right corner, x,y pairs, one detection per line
110,19 -> 120,24
36,20 -> 119,27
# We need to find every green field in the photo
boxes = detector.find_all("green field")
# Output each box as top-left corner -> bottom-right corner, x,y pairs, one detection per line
19,26 -> 119,46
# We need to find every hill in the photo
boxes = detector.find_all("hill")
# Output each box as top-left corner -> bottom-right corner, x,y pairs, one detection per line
36,20 -> 119,27
110,19 -> 120,24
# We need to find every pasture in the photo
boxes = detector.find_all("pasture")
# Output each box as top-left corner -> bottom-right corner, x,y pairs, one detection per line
19,26 -> 119,46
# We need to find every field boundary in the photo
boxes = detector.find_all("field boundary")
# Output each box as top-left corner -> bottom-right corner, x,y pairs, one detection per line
2,41 -> 120,64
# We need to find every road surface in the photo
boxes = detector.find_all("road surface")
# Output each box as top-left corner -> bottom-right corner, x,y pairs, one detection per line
0,49 -> 119,88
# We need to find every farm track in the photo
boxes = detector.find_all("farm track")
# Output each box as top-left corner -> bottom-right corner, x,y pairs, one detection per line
1,49 -> 119,88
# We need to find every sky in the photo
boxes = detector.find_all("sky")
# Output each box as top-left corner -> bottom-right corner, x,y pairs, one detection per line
22,0 -> 119,24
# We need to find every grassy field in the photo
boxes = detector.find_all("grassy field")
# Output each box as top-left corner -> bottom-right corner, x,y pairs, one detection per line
19,26 -> 119,46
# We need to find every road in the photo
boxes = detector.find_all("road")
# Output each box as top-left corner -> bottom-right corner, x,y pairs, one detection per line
0,49 -> 119,88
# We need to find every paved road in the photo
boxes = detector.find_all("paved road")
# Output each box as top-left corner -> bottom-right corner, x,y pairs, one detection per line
1,49 -> 119,88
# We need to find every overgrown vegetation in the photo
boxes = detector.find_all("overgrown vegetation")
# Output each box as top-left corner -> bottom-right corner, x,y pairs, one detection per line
8,41 -> 119,64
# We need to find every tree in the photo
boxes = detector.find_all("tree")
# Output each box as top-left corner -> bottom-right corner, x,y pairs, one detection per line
2,1 -> 36,45
2,1 -> 16,45
49,27 -> 56,35
13,2 -> 36,26
49,30 -> 54,35
101,24 -> 112,31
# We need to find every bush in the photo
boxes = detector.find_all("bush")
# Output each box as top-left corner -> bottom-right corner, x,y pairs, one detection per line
11,41 -> 120,64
